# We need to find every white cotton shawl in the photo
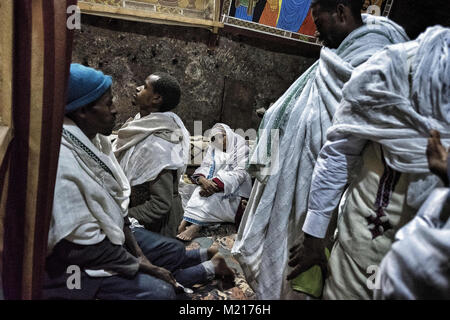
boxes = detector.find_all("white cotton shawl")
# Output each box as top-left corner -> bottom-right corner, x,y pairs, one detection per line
113,112 -> 190,187
375,188 -> 450,299
195,123 -> 252,198
233,15 -> 409,300
183,124 -> 252,224
48,118 -> 131,255
329,26 -> 450,208
247,15 -> 409,182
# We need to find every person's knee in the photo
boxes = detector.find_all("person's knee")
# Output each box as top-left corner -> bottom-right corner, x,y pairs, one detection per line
158,282 -> 177,300
164,239 -> 186,265
163,235 -> 184,251
136,275 -> 176,300
151,280 -> 176,300
173,240 -> 186,257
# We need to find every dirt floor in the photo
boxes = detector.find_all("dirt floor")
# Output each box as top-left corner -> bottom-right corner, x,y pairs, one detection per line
181,224 -> 256,300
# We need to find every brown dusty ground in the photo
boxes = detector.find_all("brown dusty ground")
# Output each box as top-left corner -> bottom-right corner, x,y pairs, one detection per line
182,224 -> 256,300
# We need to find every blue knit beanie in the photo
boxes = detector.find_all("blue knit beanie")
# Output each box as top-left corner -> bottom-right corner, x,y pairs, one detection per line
65,63 -> 112,114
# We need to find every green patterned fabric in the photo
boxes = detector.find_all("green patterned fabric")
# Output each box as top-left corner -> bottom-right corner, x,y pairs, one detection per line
290,248 -> 330,298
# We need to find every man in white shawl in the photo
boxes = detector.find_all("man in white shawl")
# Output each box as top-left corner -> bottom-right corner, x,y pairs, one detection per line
113,73 -> 191,238
288,26 -> 449,299
177,123 -> 252,241
374,130 -> 450,300
233,0 -> 409,299
44,64 -> 232,300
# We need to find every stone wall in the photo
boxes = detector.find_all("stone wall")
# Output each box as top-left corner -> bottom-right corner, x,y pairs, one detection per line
72,1 -> 450,134
72,15 -> 318,134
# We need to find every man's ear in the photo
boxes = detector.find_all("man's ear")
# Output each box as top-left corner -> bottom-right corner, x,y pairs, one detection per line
67,106 -> 87,122
75,105 -> 90,119
336,3 -> 347,23
152,93 -> 163,107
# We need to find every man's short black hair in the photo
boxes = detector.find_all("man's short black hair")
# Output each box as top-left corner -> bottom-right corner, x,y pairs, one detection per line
150,72 -> 181,112
311,0 -> 364,20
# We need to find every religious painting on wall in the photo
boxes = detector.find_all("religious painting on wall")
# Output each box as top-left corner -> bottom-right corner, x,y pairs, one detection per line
221,0 -> 394,44
78,0 -> 223,31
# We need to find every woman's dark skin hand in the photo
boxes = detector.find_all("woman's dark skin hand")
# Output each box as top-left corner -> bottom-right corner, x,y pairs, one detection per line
198,176 -> 219,197
199,189 -> 215,197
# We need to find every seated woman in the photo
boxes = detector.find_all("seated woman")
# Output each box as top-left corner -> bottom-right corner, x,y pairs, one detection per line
177,124 -> 252,241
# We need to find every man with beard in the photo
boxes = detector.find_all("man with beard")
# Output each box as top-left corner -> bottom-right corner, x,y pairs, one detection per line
288,26 -> 449,299
232,0 -> 409,299
113,73 -> 189,239
44,64 -> 232,300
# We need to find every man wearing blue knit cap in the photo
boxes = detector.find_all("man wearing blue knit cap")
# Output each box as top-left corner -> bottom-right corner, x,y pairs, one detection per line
43,64 -> 220,300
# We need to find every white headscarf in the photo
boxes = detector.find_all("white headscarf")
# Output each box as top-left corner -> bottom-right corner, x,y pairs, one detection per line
209,123 -> 245,166
195,123 -> 252,198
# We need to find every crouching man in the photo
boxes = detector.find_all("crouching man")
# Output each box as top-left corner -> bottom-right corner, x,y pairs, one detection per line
43,64 -> 233,300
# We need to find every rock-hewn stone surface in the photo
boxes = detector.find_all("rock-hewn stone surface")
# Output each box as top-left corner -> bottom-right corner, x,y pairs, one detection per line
72,15 -> 317,134
72,1 -> 449,134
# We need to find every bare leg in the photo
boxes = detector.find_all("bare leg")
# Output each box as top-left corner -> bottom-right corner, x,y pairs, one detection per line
207,244 -> 219,260
211,253 -> 235,289
176,224 -> 202,241
211,253 -> 234,277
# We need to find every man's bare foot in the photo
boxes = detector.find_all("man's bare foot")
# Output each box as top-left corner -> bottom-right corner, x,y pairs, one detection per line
176,224 -> 202,241
207,245 -> 219,260
178,220 -> 189,234
211,253 -> 234,278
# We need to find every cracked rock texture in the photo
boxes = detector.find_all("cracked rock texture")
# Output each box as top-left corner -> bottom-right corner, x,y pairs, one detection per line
72,14 -> 317,134
71,0 -> 449,133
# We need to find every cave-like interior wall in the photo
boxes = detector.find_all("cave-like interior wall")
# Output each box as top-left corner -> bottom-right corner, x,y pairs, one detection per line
72,1 -> 449,134
72,16 -> 317,134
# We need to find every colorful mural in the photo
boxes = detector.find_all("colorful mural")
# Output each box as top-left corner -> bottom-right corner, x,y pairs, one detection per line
79,0 -> 222,31
230,0 -> 312,33
79,0 -> 394,41
223,0 -> 394,43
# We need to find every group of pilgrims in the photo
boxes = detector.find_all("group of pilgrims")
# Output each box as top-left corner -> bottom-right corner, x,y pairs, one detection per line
44,0 -> 449,300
